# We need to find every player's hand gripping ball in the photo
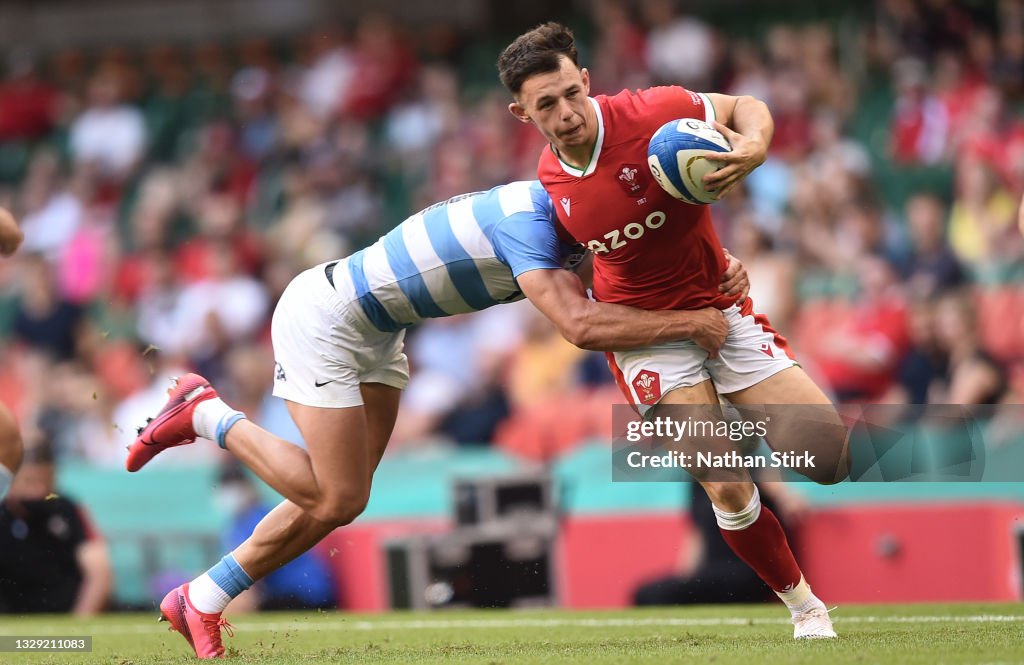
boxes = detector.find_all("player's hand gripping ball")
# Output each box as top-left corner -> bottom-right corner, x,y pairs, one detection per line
647,118 -> 731,204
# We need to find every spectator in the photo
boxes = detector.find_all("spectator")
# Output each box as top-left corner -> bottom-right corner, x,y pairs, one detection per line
731,216 -> 797,333
11,253 -> 84,362
641,0 -> 717,90
904,192 -> 964,296
165,240 -> 269,372
297,26 -> 355,120
134,247 -> 185,353
68,71 -> 146,183
949,158 -> 1016,266
16,151 -> 85,260
890,58 -> 950,165
231,67 -> 279,163
0,442 -> 112,614
885,298 -> 947,405
590,0 -> 649,93
930,290 -> 1009,404
0,49 -> 58,143
811,254 -> 911,402
340,15 -> 416,121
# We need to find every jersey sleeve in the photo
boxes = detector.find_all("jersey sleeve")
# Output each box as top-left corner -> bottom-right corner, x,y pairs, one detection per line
490,211 -> 563,279
635,86 -> 717,129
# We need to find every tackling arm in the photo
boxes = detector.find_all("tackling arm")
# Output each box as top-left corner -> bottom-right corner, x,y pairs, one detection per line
517,268 -> 728,355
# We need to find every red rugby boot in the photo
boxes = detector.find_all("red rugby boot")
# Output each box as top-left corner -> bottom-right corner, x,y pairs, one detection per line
158,583 -> 234,659
126,373 -> 217,472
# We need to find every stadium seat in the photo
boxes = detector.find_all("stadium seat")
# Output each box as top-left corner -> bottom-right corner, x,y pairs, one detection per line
493,387 -> 628,463
494,396 -> 593,462
790,299 -> 853,357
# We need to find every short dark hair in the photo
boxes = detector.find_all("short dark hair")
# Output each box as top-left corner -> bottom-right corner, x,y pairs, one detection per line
497,22 -> 579,95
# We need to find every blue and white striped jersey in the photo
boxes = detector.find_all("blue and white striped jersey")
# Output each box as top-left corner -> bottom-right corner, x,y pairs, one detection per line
346,180 -> 565,332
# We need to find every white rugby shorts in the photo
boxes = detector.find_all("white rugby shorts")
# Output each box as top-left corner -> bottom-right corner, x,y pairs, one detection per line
271,259 -> 409,408
606,299 -> 798,417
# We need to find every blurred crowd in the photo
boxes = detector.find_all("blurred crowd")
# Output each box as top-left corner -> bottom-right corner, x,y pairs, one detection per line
0,0 -> 1021,476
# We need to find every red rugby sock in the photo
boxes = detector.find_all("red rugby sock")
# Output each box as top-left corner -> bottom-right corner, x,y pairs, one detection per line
719,506 -> 802,592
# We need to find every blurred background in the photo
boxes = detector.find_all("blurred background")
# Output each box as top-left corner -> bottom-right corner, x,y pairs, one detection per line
0,0 -> 1022,614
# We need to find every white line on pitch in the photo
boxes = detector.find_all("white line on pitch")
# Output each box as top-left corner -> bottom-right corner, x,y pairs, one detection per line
5,614 -> 1024,636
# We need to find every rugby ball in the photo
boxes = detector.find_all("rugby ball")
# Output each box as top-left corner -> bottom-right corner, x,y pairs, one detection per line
647,118 -> 731,204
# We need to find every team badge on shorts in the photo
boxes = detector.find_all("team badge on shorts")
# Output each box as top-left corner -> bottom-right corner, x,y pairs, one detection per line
632,369 -> 662,405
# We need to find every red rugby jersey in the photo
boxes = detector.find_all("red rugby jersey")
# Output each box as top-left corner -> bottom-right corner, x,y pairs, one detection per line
538,86 -> 738,311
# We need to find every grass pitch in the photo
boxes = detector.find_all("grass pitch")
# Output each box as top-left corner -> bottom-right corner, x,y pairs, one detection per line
2,603 -> 1022,664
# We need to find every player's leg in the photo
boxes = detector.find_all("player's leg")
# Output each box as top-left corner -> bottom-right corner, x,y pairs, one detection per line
229,382 -> 399,581
706,303 -> 839,638
212,402 -> 371,525
655,382 -> 800,597
708,299 -> 849,484
0,402 -> 22,501
612,347 -> 760,515
653,379 -> 758,514
724,366 -> 850,484
654,381 -> 832,637
129,372 -> 367,524
613,343 -> 832,637
157,400 -> 367,658
152,264 -> 409,658
158,385 -> 400,659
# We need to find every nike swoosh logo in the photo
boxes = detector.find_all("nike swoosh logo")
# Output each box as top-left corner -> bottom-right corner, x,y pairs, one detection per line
314,379 -> 338,388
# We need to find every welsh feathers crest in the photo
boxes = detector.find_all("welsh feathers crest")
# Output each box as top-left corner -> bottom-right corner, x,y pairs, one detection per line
617,164 -> 644,196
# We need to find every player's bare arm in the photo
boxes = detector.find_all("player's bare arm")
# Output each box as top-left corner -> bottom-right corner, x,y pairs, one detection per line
701,93 -> 774,199
517,268 -> 729,357
0,207 -> 23,257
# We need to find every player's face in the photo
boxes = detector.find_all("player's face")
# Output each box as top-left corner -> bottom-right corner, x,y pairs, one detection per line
509,56 -> 594,151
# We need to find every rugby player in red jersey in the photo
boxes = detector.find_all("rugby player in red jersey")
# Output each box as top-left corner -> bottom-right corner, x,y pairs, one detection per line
499,23 -> 847,639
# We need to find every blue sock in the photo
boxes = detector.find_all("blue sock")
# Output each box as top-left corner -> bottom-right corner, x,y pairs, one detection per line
193,398 -> 246,450
209,553 -> 253,596
216,413 -> 246,450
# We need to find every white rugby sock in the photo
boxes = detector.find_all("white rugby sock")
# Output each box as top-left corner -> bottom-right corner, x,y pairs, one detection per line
188,573 -> 232,614
188,554 -> 254,614
0,463 -> 12,502
776,576 -> 823,616
712,485 -> 762,531
193,398 -> 245,449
